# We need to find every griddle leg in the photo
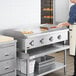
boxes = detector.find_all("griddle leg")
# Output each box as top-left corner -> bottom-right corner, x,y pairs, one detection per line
64,49 -> 67,75
26,59 -> 29,76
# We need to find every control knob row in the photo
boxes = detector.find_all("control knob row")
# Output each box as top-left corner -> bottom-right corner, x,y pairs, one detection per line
29,35 -> 61,46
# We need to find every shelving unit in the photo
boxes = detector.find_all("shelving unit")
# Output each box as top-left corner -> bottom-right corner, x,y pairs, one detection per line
2,27 -> 69,76
21,44 -> 69,60
18,43 -> 69,76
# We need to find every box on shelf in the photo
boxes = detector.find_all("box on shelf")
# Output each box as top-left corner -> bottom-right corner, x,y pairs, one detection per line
35,55 -> 55,73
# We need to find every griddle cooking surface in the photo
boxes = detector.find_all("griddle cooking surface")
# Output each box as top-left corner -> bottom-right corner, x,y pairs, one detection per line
23,27 -> 68,36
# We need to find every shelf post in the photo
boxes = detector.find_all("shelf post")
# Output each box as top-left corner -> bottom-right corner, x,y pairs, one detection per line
64,41 -> 67,75
25,39 -> 29,76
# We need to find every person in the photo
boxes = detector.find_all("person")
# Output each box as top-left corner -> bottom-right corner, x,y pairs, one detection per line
57,0 -> 76,76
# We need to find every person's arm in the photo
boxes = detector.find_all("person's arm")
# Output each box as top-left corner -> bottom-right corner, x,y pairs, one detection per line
68,6 -> 76,24
57,5 -> 76,28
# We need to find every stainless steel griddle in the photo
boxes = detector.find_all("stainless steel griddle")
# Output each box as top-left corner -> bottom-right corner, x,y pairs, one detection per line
2,26 -> 69,52
1,25 -> 69,76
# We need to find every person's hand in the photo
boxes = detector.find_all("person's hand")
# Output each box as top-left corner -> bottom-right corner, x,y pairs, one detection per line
57,23 -> 64,28
57,22 -> 71,28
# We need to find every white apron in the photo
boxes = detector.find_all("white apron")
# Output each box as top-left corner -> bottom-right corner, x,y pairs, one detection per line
70,25 -> 76,56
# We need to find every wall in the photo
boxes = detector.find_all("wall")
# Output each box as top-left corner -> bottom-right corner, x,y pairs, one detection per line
55,0 -> 69,23
0,0 -> 40,30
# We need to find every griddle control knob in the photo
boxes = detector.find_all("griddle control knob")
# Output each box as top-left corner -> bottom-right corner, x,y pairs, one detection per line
40,39 -> 44,44
49,37 -> 53,41
30,40 -> 34,46
57,35 -> 61,40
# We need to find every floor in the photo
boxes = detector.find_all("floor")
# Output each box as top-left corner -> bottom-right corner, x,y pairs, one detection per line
45,50 -> 74,76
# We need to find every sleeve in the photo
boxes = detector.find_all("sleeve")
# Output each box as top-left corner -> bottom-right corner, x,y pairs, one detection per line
68,6 -> 76,24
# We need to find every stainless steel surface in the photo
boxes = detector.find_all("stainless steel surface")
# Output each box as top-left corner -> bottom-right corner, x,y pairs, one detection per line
0,42 -> 16,61
1,26 -> 69,76
17,62 -> 66,76
19,44 -> 69,60
35,62 -> 66,76
17,53 -> 29,76
0,59 -> 16,75
24,28 -> 68,50
35,55 -> 55,73
0,40 -> 16,76
17,44 -> 69,76
36,56 -> 55,65
2,27 -> 69,51
1,71 -> 16,76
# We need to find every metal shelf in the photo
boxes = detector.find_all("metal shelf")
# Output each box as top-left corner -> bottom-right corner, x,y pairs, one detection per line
27,44 -> 69,60
18,44 -> 69,60
17,62 -> 66,76
17,44 -> 69,76
35,62 -> 66,76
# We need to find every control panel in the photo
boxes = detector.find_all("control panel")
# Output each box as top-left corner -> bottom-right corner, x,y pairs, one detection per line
26,30 -> 68,49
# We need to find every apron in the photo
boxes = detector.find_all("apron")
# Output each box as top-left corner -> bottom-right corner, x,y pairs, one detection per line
70,25 -> 76,56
